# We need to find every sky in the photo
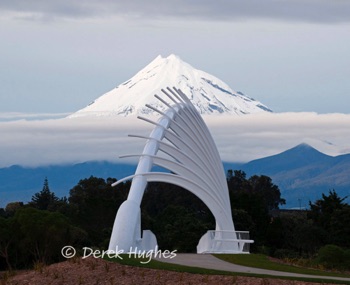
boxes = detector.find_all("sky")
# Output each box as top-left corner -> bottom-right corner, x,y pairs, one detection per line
1,1 -> 350,168
1,0 -> 350,116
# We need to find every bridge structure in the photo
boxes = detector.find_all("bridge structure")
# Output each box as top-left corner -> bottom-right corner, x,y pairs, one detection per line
108,87 -> 253,253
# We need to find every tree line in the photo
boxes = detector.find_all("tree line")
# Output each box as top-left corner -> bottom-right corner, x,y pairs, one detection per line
0,171 -> 349,271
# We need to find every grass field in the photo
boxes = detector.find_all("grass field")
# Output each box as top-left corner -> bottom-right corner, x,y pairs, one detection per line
214,254 -> 350,278
105,254 -> 350,284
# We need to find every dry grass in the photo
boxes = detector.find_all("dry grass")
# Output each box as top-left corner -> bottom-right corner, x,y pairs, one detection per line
1,257 -> 342,285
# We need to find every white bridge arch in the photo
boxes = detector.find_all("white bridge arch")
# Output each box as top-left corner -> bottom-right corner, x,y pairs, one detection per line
109,87 -> 253,253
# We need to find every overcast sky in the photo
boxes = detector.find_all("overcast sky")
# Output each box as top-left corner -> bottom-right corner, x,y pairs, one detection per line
1,1 -> 350,168
1,0 -> 350,115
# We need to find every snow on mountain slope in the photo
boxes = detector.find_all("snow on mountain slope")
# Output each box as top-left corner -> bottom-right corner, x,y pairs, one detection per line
68,54 -> 272,118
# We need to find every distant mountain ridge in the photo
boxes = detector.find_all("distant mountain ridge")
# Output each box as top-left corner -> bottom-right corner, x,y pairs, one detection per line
1,144 -> 349,208
230,143 -> 350,208
68,54 -> 272,118
241,143 -> 333,173
0,162 -> 137,207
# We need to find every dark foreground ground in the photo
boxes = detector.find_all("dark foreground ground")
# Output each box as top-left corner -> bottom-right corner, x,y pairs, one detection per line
1,257 -> 344,285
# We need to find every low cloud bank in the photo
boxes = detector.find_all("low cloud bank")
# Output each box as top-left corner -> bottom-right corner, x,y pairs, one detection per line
0,112 -> 70,122
0,112 -> 349,168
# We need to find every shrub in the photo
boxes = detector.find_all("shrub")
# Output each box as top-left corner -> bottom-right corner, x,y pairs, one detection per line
344,249 -> 350,269
273,249 -> 299,259
316,244 -> 345,269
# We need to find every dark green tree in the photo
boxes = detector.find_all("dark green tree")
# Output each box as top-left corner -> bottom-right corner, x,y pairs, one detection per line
227,170 -> 250,192
231,208 -> 255,233
30,177 -> 60,211
68,176 -> 128,246
308,189 -> 348,244
278,214 -> 326,256
141,182 -> 215,252
4,202 -> 24,217
248,175 -> 286,211
266,190 -> 349,258
152,205 -> 212,252
0,217 -> 16,270
0,208 -> 5,218
329,205 -> 350,247
14,207 -> 87,265
227,170 -> 285,248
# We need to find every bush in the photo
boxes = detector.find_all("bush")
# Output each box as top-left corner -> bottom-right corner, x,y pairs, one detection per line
316,244 -> 346,269
273,249 -> 299,259
344,249 -> 350,268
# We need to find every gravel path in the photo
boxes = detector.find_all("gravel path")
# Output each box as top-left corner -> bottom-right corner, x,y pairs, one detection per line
155,253 -> 350,282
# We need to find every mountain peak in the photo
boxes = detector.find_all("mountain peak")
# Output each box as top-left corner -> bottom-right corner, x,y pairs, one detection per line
287,143 -> 327,156
166,53 -> 180,60
68,54 -> 272,118
157,54 -> 181,62
269,143 -> 331,165
148,54 -> 179,65
243,143 -> 332,176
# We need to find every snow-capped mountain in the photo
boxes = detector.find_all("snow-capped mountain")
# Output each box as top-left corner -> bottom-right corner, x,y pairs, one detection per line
68,54 -> 272,118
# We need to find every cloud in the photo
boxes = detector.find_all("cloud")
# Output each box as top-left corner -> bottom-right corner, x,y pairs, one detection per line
0,112 -> 349,168
0,116 -> 149,167
1,0 -> 350,23
0,112 -> 70,122
205,112 -> 350,162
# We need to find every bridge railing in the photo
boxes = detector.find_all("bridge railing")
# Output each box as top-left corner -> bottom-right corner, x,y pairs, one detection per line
197,230 -> 254,253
